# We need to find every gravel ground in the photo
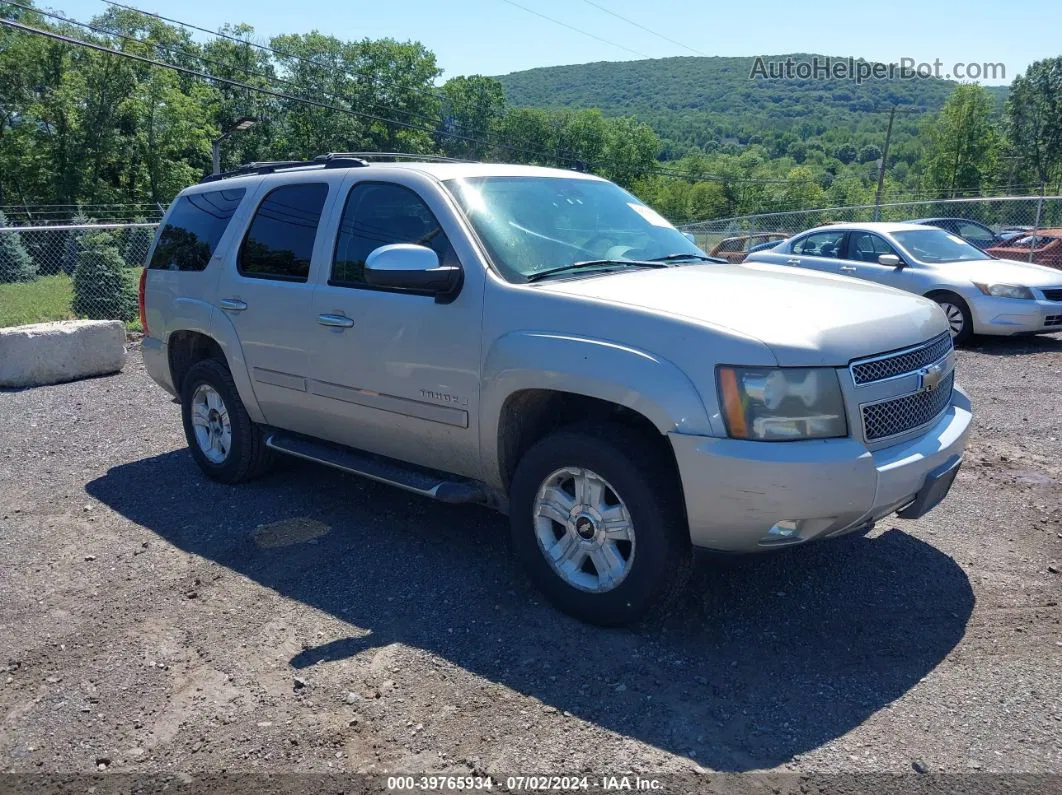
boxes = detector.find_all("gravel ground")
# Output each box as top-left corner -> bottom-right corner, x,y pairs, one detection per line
1,337 -> 1060,792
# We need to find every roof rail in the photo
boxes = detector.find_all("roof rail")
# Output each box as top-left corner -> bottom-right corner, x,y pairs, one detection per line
316,152 -> 477,164
199,156 -> 369,184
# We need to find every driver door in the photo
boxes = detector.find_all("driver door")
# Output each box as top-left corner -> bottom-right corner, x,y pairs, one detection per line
839,231 -> 920,291
303,175 -> 485,477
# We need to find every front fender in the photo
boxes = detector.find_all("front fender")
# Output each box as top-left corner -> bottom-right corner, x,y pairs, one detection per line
479,331 -> 717,489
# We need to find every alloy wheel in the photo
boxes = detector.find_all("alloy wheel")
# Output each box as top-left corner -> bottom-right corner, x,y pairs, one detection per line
190,383 -> 232,464
532,466 -> 636,593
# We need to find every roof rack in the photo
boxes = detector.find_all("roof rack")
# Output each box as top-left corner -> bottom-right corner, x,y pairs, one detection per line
318,152 -> 477,164
199,156 -> 369,184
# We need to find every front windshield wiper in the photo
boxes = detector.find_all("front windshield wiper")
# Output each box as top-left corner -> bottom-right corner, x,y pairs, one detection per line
525,259 -> 666,283
647,252 -> 726,263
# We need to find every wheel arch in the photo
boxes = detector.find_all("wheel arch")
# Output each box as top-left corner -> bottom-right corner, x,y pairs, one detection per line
168,319 -> 265,423
480,331 -> 713,492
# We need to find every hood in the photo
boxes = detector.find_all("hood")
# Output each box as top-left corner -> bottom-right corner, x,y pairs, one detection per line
939,257 -> 1062,288
536,261 -> 947,366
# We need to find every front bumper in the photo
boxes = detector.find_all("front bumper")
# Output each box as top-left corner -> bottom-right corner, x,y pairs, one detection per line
669,386 -> 972,552
970,296 -> 1062,335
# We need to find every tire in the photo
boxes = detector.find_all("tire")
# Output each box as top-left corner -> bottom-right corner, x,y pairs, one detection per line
180,358 -> 273,484
509,423 -> 693,626
929,292 -> 973,345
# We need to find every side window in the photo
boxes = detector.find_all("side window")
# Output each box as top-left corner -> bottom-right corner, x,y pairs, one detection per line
849,232 -> 899,262
149,189 -> 245,271
238,183 -> 328,282
957,222 -> 990,243
793,230 -> 846,258
331,182 -> 452,288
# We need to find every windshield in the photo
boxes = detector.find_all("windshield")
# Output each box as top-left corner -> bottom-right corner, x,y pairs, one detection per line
444,176 -> 705,282
892,229 -> 991,264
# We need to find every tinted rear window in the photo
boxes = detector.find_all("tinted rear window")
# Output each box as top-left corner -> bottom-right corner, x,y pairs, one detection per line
149,189 -> 245,271
238,184 -> 328,282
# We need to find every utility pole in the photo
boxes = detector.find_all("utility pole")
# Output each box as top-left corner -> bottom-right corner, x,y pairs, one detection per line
872,105 -> 896,221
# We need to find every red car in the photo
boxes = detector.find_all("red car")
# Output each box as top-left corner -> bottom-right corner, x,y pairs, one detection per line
709,232 -> 788,263
986,229 -> 1062,269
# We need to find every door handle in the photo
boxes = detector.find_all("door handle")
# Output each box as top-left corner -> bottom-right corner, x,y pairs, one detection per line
786,258 -> 801,265
219,298 -> 247,312
839,265 -> 857,272
318,313 -> 354,328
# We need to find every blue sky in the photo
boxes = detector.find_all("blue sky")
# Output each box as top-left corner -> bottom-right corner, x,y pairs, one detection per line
55,0 -> 1051,86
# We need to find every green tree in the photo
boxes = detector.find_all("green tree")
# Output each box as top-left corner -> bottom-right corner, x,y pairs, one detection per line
857,144 -> 882,164
438,75 -> 506,160
72,234 -> 136,321
1005,57 -> 1062,190
601,117 -> 658,189
0,210 -> 37,283
835,144 -> 858,164
924,84 -> 1002,198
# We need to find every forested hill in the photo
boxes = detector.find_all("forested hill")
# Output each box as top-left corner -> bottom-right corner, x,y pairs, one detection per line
496,55 -> 1008,156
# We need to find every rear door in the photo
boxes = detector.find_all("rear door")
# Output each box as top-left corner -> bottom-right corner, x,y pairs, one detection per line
213,173 -> 342,434
779,229 -> 849,274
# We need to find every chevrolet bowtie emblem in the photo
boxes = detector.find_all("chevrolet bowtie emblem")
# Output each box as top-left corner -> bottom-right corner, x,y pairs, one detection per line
919,363 -> 944,392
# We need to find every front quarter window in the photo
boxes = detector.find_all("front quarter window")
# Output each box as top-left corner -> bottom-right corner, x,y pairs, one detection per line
444,176 -> 704,282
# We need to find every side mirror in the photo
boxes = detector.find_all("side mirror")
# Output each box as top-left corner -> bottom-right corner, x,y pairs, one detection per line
878,254 -> 903,267
683,232 -> 696,243
364,244 -> 460,292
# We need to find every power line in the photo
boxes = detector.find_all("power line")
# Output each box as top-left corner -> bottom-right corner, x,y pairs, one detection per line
93,1 -> 590,164
0,16 -> 573,167
1,11 -> 818,188
100,0 -> 448,112
10,1 -> 438,129
497,0 -> 651,59
578,0 -> 708,57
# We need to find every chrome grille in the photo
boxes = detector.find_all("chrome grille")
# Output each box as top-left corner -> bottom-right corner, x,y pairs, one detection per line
1042,288 -> 1062,302
862,372 -> 954,440
1046,314 -> 1062,327
850,333 -> 953,385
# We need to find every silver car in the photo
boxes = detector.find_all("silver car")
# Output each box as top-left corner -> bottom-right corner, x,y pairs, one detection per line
141,163 -> 971,626
746,222 -> 1062,343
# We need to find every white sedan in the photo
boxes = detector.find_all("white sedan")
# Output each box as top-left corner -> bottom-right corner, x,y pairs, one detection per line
745,222 -> 1062,343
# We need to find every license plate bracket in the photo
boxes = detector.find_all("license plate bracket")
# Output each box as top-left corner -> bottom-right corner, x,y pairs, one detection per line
896,456 -> 962,520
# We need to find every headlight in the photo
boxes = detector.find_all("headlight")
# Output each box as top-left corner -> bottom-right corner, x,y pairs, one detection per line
717,366 -> 847,441
973,283 -> 1034,299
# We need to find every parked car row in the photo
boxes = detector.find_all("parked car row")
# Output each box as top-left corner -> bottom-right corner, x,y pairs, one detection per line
710,218 -> 1057,265
745,222 -> 1062,343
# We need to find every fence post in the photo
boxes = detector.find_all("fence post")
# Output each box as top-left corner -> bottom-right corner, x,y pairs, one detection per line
1029,183 -> 1045,263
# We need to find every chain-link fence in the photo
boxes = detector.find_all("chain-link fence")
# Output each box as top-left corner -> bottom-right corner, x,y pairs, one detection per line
680,196 -> 1062,266
0,223 -> 158,329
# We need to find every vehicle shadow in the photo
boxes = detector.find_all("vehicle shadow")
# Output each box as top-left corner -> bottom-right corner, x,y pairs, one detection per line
86,451 -> 974,772
968,333 -> 1062,356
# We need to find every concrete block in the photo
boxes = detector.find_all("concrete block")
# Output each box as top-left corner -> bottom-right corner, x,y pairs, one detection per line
0,320 -> 126,388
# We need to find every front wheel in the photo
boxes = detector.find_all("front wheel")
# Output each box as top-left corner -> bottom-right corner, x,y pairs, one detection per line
508,424 -> 693,626
180,358 -> 273,484
930,292 -> 973,345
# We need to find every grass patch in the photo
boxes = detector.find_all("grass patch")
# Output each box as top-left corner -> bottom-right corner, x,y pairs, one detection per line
0,271 -> 144,331
0,274 -> 75,327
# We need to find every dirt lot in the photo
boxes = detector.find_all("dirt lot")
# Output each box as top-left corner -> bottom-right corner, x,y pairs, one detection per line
1,337 -> 1060,792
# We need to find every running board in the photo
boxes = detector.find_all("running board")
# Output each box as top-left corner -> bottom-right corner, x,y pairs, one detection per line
265,432 -> 486,504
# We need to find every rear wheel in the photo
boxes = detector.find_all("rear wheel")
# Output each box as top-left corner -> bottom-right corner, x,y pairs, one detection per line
180,358 -> 273,483
930,292 -> 973,345
509,424 -> 692,626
